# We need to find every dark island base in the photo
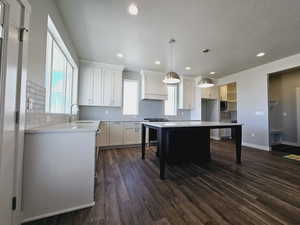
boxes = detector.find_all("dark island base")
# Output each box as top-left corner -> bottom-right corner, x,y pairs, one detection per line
157,128 -> 211,164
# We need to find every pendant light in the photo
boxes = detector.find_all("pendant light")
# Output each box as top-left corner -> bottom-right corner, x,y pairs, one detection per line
197,77 -> 215,88
163,39 -> 181,84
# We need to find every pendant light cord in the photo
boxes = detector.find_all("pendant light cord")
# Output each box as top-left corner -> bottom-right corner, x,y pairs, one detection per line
169,39 -> 176,72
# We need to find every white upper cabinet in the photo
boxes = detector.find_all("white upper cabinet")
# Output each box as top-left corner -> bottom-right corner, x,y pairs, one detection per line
79,66 -> 94,105
93,67 -> 103,106
79,61 -> 124,107
102,68 -> 114,106
219,85 -> 227,101
179,77 -> 195,110
201,86 -> 219,100
141,70 -> 168,100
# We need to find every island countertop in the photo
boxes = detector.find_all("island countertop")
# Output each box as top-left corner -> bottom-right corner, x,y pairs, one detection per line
142,121 -> 242,128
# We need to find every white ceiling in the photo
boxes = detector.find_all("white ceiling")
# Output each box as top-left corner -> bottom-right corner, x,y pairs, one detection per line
55,0 -> 300,78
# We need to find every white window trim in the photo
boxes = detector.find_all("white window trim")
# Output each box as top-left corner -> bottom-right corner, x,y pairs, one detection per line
46,15 -> 78,115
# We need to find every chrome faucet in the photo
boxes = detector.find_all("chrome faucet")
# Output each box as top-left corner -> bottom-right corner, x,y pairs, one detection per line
69,104 -> 80,122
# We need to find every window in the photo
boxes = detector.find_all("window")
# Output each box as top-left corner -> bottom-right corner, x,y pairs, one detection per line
45,16 -> 78,114
123,79 -> 139,115
165,85 -> 177,116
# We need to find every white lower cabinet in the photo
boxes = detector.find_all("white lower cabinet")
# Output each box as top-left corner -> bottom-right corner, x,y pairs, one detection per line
97,121 -> 143,148
123,123 -> 141,145
109,122 -> 124,146
97,122 -> 109,146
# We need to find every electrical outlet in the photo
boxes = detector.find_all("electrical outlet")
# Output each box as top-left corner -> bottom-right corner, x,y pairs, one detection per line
251,133 -> 255,137
283,112 -> 287,117
27,97 -> 34,111
105,110 -> 109,115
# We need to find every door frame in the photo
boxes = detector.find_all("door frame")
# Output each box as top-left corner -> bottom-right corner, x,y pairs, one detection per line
0,0 -> 30,225
267,66 -> 300,149
13,1 -> 30,224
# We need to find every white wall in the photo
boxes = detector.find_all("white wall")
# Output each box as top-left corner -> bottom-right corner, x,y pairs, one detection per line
217,53 -> 300,150
27,0 -> 78,86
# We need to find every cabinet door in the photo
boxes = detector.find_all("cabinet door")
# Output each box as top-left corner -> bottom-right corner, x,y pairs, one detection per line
109,122 -> 124,146
202,87 -> 218,99
92,68 -> 103,106
135,126 -> 141,144
123,127 -> 136,145
123,123 -> 140,145
97,122 -> 108,147
79,67 -> 94,105
102,68 -> 114,106
210,86 -> 219,99
219,86 -> 227,101
201,88 -> 209,99
143,71 -> 168,99
112,70 -> 122,107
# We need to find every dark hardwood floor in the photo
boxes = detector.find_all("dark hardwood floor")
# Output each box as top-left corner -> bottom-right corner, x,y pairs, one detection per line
23,140 -> 300,225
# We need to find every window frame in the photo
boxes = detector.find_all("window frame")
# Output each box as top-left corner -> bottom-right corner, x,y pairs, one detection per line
45,16 -> 78,115
123,79 -> 139,116
164,85 -> 178,116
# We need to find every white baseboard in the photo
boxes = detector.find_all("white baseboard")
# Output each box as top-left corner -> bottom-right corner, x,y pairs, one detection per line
281,141 -> 300,147
242,142 -> 271,151
22,202 -> 95,223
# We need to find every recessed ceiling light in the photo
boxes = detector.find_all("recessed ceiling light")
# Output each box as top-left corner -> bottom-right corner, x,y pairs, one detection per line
210,72 -> 216,75
128,3 -> 138,16
202,48 -> 211,53
155,60 -> 161,65
256,52 -> 265,57
185,66 -> 191,71
117,53 -> 124,58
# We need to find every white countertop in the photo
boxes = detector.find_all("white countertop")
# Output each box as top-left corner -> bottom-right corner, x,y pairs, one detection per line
142,121 -> 242,128
25,121 -> 100,134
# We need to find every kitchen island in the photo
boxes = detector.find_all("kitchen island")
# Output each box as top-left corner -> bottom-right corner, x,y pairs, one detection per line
141,121 -> 242,180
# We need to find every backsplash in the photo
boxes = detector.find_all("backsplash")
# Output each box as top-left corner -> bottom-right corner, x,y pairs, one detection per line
79,100 -> 191,121
25,80 -> 70,129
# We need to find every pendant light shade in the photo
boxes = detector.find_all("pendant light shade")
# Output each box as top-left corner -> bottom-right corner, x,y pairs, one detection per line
197,78 -> 215,88
163,39 -> 181,84
163,72 -> 181,84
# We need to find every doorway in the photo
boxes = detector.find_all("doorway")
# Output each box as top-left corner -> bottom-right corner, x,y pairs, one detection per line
268,68 -> 300,154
